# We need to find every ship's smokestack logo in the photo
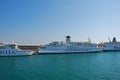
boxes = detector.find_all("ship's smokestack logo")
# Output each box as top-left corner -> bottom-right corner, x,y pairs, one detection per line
65,35 -> 71,42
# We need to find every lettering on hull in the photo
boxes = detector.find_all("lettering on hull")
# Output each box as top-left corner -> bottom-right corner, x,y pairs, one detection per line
0,51 -> 16,55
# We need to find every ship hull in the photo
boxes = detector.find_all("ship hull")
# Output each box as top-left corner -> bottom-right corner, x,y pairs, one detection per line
38,49 -> 102,54
103,44 -> 120,51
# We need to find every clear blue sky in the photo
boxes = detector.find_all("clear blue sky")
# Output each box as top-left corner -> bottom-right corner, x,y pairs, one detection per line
0,0 -> 120,44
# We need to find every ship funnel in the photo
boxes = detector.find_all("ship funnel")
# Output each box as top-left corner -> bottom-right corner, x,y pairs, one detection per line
65,35 -> 71,42
112,37 -> 117,42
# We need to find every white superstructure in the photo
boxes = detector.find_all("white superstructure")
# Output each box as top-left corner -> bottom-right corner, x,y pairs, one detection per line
0,43 -> 34,56
103,37 -> 120,51
38,36 -> 102,54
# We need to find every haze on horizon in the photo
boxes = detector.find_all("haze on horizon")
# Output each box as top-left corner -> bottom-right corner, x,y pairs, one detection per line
0,0 -> 120,45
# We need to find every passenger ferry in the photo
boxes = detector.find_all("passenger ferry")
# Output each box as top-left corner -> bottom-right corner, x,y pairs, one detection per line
0,43 -> 34,56
103,37 -> 120,51
38,36 -> 102,54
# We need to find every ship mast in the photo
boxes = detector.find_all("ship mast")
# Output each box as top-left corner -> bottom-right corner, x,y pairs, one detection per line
108,36 -> 111,42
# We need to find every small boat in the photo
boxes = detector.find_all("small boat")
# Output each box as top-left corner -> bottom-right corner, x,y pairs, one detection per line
103,37 -> 120,51
0,43 -> 34,56
38,36 -> 102,54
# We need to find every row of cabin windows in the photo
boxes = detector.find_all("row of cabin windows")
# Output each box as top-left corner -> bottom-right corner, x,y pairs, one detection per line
65,48 -> 91,51
0,47 -> 6,49
0,46 -> 15,49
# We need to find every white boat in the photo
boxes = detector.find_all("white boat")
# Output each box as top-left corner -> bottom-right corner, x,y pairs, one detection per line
38,36 -> 102,54
103,37 -> 120,51
0,43 -> 34,56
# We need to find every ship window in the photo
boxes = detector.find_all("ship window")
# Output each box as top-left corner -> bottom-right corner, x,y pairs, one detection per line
0,46 -> 5,49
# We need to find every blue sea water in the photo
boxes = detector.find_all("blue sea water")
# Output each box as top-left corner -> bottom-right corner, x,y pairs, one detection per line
1,52 -> 120,80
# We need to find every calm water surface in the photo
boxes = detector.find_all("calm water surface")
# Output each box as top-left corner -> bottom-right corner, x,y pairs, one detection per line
1,52 -> 120,80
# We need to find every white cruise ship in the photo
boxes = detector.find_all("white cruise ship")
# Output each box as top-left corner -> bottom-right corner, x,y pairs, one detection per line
0,43 -> 34,56
103,37 -> 120,51
38,36 -> 102,54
